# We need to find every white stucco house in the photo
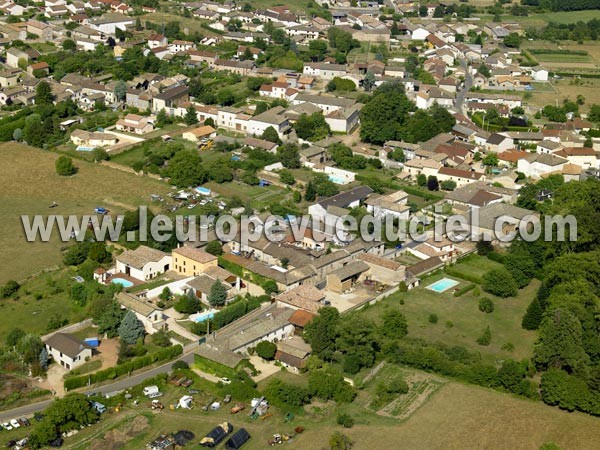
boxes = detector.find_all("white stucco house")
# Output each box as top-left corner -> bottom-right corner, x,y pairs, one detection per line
45,333 -> 93,370
115,245 -> 172,281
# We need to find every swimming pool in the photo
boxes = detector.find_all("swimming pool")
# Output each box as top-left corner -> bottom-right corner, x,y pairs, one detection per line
190,310 -> 217,323
111,278 -> 134,288
76,146 -> 96,151
329,176 -> 347,185
426,278 -> 459,293
195,186 -> 211,196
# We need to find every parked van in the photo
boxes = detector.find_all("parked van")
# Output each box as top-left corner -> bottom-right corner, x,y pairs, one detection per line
143,385 -> 159,397
91,402 -> 106,414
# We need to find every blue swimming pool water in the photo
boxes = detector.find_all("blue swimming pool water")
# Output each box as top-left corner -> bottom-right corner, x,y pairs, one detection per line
190,311 -> 216,323
111,278 -> 134,288
76,146 -> 95,151
426,278 -> 459,293
329,176 -> 346,184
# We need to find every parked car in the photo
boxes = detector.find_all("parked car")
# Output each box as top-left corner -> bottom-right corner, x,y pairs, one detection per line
9,420 -> 20,429
49,437 -> 63,447
17,418 -> 30,427
1,423 -> 12,431
94,207 -> 107,215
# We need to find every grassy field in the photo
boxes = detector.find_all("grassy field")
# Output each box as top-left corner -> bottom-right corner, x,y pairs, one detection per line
477,10 -> 600,27
0,269 -> 87,340
0,143 -> 170,284
360,255 -> 538,362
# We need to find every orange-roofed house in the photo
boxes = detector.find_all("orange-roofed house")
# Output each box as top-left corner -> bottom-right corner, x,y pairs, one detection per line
182,125 -> 217,143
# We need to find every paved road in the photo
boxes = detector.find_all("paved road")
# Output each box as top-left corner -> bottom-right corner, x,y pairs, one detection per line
455,58 -> 472,114
0,351 -> 196,422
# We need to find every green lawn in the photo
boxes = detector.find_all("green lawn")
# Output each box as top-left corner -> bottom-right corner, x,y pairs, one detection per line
359,256 -> 538,362
445,253 -> 503,281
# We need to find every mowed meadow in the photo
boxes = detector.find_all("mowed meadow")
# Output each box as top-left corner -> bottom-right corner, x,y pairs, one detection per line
0,143 -> 170,283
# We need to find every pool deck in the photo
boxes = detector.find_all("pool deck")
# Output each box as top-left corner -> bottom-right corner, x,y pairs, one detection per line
105,272 -> 142,289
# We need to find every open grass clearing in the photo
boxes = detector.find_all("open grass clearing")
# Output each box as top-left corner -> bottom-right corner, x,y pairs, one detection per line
0,143 -> 170,284
0,269 -> 88,340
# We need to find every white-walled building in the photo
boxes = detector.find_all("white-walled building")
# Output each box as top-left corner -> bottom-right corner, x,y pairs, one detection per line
115,246 -> 172,281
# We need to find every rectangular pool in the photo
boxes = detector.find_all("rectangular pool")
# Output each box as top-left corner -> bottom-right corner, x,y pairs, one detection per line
426,278 -> 459,293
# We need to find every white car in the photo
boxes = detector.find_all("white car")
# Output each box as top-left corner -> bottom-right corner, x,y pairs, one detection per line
2,422 -> 12,431
10,419 -> 20,428
220,377 -> 232,385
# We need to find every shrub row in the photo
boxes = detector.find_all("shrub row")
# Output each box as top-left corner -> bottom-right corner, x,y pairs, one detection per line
64,345 -> 183,390
384,340 -> 538,400
453,283 -> 476,297
529,49 -> 588,55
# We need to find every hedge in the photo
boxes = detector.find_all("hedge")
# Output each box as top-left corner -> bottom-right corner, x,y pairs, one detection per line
219,256 -> 278,293
64,345 -> 183,390
444,267 -> 483,285
486,251 -> 506,264
453,283 -> 476,297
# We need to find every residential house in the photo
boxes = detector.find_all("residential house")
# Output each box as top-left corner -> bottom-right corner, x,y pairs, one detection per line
115,245 -> 172,281
115,114 -> 154,134
182,125 -> 217,143
116,292 -> 165,333
88,13 -> 134,35
365,190 -> 410,221
152,85 -> 189,113
247,106 -> 290,138
302,62 -> 347,80
172,246 -> 218,277
553,147 -> 599,170
0,68 -> 20,88
517,153 -> 568,178
486,133 -> 514,152
436,166 -> 486,188
70,129 -> 118,147
5,47 -> 28,69
214,59 -> 255,76
44,333 -> 92,370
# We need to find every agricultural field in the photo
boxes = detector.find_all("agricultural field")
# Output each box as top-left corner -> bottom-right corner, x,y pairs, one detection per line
477,10 -> 600,27
527,78 -> 600,113
359,254 -> 538,362
0,143 -> 170,284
